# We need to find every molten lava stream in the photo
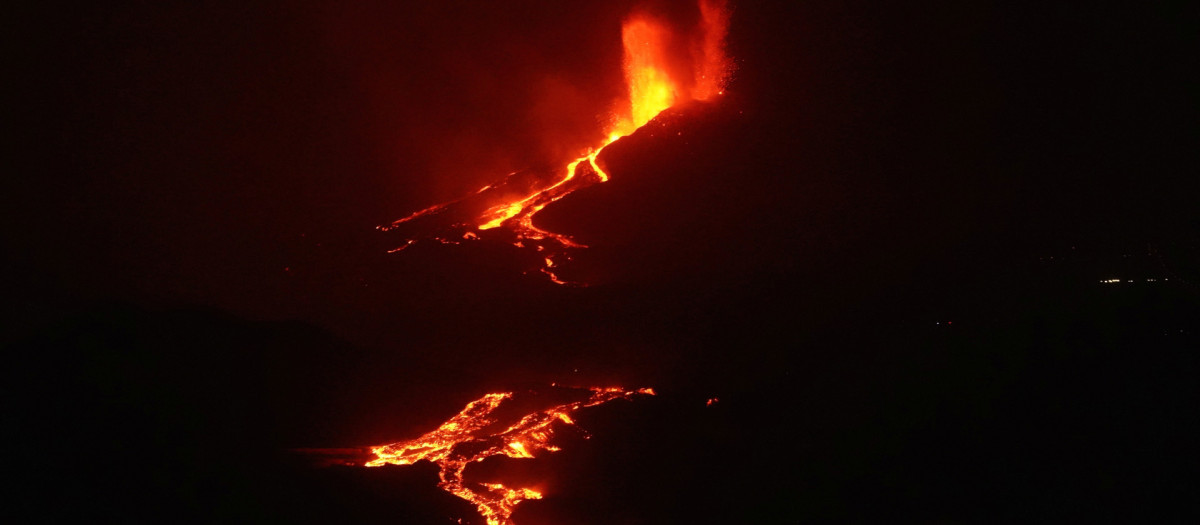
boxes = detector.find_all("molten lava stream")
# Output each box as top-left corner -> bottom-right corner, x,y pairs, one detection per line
475,12 -> 684,236
381,0 -> 733,285
366,387 -> 656,525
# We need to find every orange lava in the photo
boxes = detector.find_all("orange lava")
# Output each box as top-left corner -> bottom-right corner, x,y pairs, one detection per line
366,386 -> 656,525
382,0 -> 732,284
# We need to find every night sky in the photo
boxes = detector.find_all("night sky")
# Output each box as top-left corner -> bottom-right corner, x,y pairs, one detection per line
7,1 -> 1197,523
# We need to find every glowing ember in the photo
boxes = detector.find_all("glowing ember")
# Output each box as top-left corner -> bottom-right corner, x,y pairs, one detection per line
366,386 -> 656,525
380,0 -> 733,284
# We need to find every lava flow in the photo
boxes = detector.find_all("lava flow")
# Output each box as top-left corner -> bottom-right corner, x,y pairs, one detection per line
365,386 -> 655,525
380,0 -> 732,284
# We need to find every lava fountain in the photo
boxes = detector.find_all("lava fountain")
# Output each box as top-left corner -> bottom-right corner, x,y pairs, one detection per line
380,0 -> 733,284
365,386 -> 656,525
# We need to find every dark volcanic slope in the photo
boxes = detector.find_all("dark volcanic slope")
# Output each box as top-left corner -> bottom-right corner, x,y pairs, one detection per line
11,85 -> 1198,521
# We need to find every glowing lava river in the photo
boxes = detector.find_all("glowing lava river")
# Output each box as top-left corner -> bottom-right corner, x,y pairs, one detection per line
365,386 -> 656,525
380,0 -> 732,284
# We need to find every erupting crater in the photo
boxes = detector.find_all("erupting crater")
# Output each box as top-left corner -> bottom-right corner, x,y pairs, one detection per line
380,0 -> 732,285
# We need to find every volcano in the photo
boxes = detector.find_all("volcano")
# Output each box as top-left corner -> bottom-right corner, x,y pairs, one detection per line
379,0 -> 733,285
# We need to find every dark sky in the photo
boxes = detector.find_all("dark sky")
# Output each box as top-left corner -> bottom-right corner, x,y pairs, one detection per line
6,1 -> 1197,522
